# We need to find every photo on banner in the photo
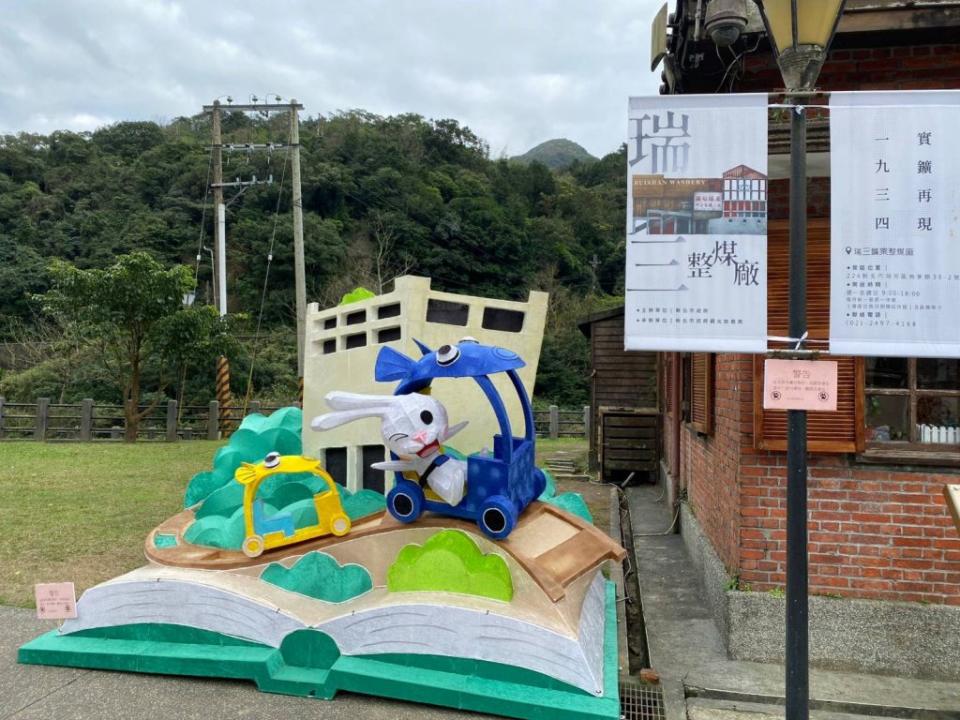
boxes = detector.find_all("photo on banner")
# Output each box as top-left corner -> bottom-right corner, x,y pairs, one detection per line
625,94 -> 768,353
829,90 -> 960,359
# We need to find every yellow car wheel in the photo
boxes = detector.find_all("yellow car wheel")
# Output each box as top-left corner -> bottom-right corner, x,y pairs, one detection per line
242,535 -> 265,558
330,513 -> 351,537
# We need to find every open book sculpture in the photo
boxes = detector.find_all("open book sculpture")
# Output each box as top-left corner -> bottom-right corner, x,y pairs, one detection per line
20,344 -> 626,720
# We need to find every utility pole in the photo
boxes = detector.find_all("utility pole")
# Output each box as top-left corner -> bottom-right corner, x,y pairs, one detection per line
201,98 -> 306,414
289,99 -> 306,389
590,254 -> 600,293
211,101 -> 223,313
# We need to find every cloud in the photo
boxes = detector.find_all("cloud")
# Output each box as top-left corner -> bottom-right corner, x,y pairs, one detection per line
0,0 -> 663,156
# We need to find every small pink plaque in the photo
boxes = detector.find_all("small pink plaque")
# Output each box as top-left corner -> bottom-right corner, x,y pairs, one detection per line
763,359 -> 838,412
35,582 -> 78,620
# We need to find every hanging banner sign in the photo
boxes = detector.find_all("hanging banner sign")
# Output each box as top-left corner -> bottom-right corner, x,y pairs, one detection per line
830,90 -> 960,358
625,94 -> 768,353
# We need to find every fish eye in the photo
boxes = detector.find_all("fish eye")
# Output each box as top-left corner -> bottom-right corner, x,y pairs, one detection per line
420,410 -> 434,425
264,451 -> 281,468
436,344 -> 460,366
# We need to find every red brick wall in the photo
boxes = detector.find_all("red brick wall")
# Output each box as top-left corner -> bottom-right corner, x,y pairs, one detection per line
683,353 -> 749,571
683,354 -> 960,605
737,453 -> 960,605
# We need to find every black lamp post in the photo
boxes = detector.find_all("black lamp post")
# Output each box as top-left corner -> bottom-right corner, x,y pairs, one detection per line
753,2 -> 847,719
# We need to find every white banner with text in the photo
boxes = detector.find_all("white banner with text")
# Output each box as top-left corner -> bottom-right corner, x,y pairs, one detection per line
830,90 -> 960,358
625,94 -> 768,352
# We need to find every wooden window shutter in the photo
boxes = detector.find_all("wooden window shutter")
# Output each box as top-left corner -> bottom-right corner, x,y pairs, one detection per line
690,353 -> 714,434
753,218 -> 865,453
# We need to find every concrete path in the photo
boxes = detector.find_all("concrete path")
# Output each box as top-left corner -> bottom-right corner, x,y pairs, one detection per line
625,483 -> 960,720
0,606 -> 486,720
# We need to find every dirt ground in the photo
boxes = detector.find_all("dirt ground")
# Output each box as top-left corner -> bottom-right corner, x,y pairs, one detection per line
555,475 -> 614,536
535,437 -> 614,535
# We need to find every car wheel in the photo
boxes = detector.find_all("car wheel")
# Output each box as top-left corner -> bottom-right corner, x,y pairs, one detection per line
242,534 -> 265,558
387,480 -> 425,523
478,495 -> 518,540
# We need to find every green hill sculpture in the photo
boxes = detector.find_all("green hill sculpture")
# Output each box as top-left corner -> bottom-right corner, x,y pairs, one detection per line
387,529 -> 513,601
261,552 -> 373,603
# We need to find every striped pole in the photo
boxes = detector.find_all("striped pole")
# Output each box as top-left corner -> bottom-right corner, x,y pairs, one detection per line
216,355 -> 232,437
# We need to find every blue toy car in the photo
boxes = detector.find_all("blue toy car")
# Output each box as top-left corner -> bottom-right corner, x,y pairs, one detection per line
375,338 -> 547,540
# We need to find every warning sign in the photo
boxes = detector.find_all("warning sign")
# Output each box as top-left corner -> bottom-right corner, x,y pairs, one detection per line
763,359 -> 838,412
35,582 -> 78,620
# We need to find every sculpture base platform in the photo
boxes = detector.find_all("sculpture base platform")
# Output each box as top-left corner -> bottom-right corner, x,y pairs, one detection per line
20,582 -> 620,720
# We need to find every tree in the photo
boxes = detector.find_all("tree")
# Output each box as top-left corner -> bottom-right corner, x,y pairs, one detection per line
39,252 -> 193,440
154,304 -> 242,411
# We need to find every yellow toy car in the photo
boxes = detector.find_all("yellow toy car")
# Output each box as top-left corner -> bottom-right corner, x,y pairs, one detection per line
234,452 -> 351,558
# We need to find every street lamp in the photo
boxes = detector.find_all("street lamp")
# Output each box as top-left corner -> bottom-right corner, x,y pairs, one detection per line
757,1 -> 846,91
753,2 -> 846,720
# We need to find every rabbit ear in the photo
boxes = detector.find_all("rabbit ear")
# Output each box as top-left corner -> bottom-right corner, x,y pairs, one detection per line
324,391 -> 401,411
311,407 -> 391,431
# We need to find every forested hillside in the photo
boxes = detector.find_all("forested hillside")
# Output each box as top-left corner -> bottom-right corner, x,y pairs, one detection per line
0,111 -> 626,407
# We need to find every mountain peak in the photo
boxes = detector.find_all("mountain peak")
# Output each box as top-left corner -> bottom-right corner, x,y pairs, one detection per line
512,138 -> 597,170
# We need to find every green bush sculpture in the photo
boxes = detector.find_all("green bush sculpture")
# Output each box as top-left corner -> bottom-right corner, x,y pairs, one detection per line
261,552 -> 373,603
387,529 -> 513,602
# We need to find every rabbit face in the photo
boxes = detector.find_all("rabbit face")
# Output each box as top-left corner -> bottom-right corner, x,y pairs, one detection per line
380,394 -> 449,458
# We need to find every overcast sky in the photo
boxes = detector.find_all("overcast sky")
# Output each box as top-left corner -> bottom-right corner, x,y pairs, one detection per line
0,1 -> 664,158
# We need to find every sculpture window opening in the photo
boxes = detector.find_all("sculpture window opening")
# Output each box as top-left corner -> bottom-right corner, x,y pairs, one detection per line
426,299 -> 469,326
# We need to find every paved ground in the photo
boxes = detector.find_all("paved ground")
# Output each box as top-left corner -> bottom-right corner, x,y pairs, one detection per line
626,484 -> 960,720
1,607 -> 487,720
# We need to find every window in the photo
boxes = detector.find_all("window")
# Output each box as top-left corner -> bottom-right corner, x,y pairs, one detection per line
426,299 -> 469,326
344,332 -> 366,350
865,357 -> 959,452
482,307 -> 524,333
361,445 -> 386,493
754,219 -> 862,453
322,339 -> 336,355
325,447 -> 347,486
377,303 -> 401,319
323,317 -> 337,329
686,353 -> 714,435
377,327 -> 401,343
345,310 -> 366,325
756,219 -> 957,463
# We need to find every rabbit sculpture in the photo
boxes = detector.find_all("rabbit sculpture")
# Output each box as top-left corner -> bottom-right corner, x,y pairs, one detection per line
311,391 -> 469,506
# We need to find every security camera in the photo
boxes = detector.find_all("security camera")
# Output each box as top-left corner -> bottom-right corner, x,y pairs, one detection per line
704,0 -> 748,47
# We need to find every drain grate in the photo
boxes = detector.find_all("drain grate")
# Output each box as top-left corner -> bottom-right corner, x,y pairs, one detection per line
619,679 -> 665,720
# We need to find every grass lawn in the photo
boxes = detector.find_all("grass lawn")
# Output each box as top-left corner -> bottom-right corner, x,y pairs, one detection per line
534,436 -> 590,469
0,441 -> 222,607
0,436 -> 608,609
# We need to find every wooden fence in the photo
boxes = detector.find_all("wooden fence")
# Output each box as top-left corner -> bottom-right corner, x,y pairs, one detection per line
533,405 -> 591,440
0,397 -> 589,442
0,397 -> 295,442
